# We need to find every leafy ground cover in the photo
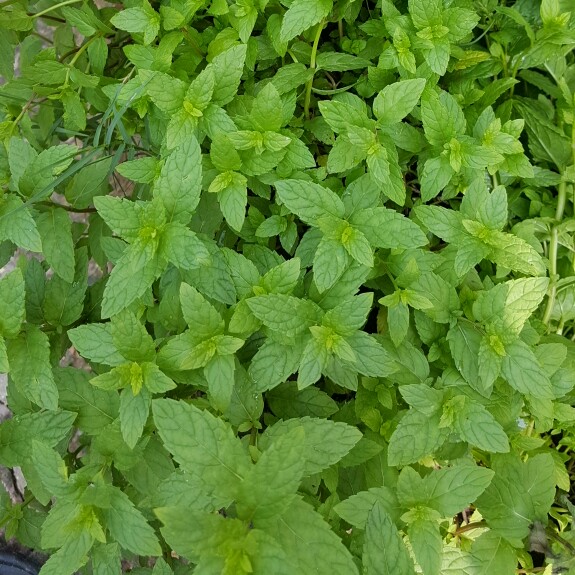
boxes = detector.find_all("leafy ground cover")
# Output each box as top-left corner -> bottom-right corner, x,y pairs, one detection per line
0,0 -> 575,573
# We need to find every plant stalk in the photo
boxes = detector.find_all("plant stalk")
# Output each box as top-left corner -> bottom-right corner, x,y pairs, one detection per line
304,20 -> 324,120
31,0 -> 82,18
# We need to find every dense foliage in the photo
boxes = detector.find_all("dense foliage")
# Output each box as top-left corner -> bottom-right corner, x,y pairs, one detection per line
0,0 -> 575,573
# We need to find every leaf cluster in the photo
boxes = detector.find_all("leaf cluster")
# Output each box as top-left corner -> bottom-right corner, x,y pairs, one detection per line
1,0 -> 575,573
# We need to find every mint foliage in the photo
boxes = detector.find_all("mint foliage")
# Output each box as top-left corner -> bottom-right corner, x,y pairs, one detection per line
1,0 -> 575,573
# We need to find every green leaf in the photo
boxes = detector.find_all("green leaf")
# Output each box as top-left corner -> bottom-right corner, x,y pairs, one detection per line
210,44 -> 248,107
315,52 -> 371,72
266,381 -> 338,418
152,399 -> 250,503
217,174 -> 247,232
91,543 -> 122,575
205,353 -> 236,411
179,282 -> 224,338
249,339 -> 303,392
0,410 -> 76,467
388,410 -> 448,466
473,278 -> 549,338
334,486 -> 402,528
247,294 -> 321,337
115,157 -> 157,184
280,0 -> 332,43
258,498 -> 359,575
110,0 -> 159,45
447,321 -> 483,394
153,135 -> 202,224
101,240 -> 161,318
0,195 -> 42,252
349,207 -> 427,249
66,157 -> 112,209
54,367 -> 119,435
31,440 -> 68,497
276,179 -> 345,225
408,0 -> 442,28
260,416 -> 362,476
119,387 -> 151,449
363,502 -> 415,575
7,325 -> 58,410
39,531 -> 93,575
347,331 -> 397,378
414,466 -> 494,516
160,222 -> 211,270
0,268 -> 25,339
477,454 -> 556,543
250,83 -> 284,132
471,532 -> 517,575
324,293 -> 372,335
297,334 -> 328,388
237,427 -> 305,521
454,399 -> 510,453
68,323 -> 126,366
373,79 -> 426,125
93,196 -> 141,241
111,309 -> 156,363
36,208 -> 75,282
408,517 -> 442,575
421,90 -> 466,146
501,340 -> 554,398
101,486 -> 162,555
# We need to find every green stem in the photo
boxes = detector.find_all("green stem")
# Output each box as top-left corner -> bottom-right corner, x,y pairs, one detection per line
10,96 -> 35,134
38,201 -> 96,213
555,179 -> 567,221
304,19 -> 325,120
62,35 -> 99,88
542,227 -> 559,325
250,426 -> 258,447
543,180 -> 567,326
31,0 -> 82,18
453,520 -> 487,536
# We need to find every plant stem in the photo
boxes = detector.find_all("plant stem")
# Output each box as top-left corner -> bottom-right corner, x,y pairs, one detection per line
38,201 -> 97,213
543,180 -> 567,326
10,96 -> 35,133
453,520 -> 487,535
31,0 -> 82,18
304,19 -> 324,120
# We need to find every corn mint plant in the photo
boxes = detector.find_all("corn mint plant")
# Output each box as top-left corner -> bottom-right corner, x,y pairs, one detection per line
1,0 -> 575,573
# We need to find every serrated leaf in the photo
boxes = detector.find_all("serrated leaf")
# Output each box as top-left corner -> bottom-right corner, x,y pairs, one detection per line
408,518 -> 442,575
280,0 -> 332,43
349,207 -> 427,249
0,268 -> 25,339
154,136 -> 202,224
260,416 -> 362,476
152,399 -> 250,503
7,325 -> 59,410
237,427 -> 305,521
247,293 -> 321,337
258,498 -> 358,575
364,502 -> 415,575
276,179 -> 345,225
0,195 -> 42,252
373,79 -> 426,126
101,486 -> 162,555
388,410 -> 448,466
